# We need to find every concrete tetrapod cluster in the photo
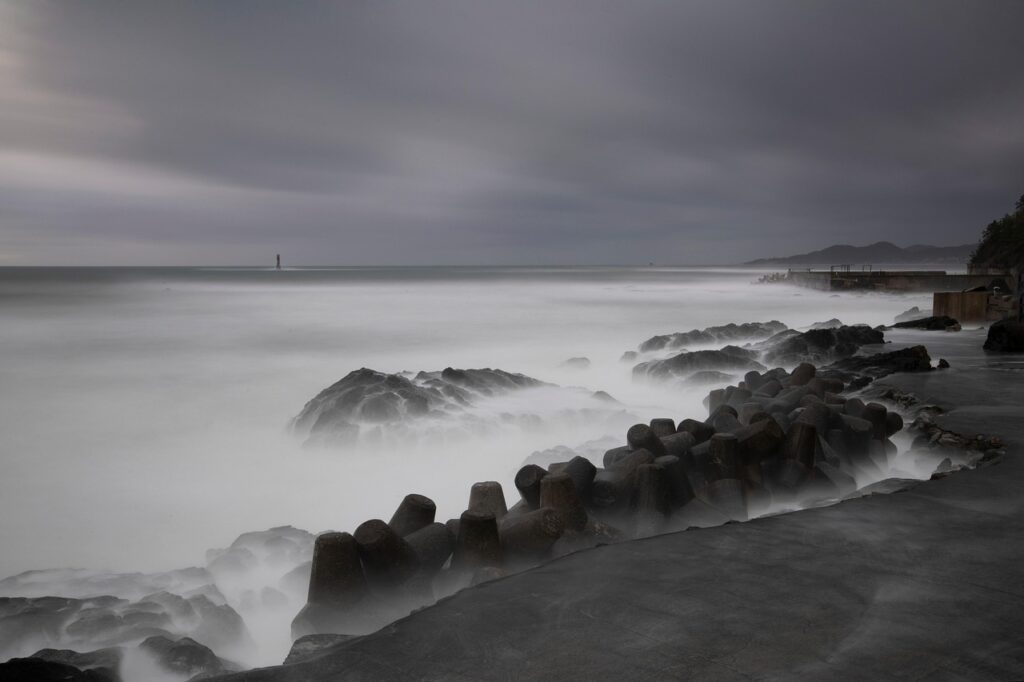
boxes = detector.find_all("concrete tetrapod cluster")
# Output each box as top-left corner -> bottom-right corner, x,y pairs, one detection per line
293,361 -> 906,641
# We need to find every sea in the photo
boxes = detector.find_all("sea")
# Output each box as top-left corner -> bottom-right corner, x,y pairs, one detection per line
0,265 -> 937,667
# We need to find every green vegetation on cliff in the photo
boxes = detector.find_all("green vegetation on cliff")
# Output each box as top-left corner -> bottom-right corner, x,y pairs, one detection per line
970,194 -> 1024,270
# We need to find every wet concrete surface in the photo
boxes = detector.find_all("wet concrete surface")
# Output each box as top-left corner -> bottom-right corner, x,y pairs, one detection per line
215,329 -> 1024,681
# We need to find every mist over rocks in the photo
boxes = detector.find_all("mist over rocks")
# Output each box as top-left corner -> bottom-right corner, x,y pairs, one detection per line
636,321 -> 788,354
757,325 -> 885,366
894,306 -> 933,323
291,367 -> 628,446
0,525 -> 324,677
139,634 -> 242,678
633,346 -> 766,382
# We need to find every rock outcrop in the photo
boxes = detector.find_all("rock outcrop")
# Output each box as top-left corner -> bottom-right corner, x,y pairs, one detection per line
139,635 -> 241,679
758,325 -> 885,366
291,367 -> 628,446
632,346 -> 765,382
637,321 -> 787,354
820,345 -> 933,384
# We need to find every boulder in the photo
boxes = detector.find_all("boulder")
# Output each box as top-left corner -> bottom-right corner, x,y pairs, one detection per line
984,320 -> 1024,352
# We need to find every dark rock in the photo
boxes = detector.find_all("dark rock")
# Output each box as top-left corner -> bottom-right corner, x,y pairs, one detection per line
937,358 -> 950,369
809,318 -> 843,330
759,325 -> 885,366
633,346 -> 766,382
984,320 -> 1024,352
139,635 -> 239,679
892,315 -> 960,331
29,648 -> 122,676
894,306 -> 932,323
636,321 -> 787,353
0,658 -> 116,682
788,362 -> 816,387
822,345 -> 932,381
291,367 -> 550,444
684,370 -> 738,385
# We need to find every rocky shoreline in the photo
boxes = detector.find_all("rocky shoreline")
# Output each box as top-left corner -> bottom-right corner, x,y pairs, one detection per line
1,320 -> 1016,681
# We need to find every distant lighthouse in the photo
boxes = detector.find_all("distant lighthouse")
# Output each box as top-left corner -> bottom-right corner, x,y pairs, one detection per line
276,254 -> 281,270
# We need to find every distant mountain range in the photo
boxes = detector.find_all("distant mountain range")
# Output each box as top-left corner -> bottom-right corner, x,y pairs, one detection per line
745,241 -> 974,266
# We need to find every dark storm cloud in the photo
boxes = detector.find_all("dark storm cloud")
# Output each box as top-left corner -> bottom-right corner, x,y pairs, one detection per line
1,0 -> 1023,264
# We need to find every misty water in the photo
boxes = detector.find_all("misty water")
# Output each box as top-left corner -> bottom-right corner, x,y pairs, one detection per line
0,266 -> 939,669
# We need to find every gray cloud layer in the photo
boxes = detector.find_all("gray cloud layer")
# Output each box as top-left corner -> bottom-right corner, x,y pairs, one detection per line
1,1 -> 1023,265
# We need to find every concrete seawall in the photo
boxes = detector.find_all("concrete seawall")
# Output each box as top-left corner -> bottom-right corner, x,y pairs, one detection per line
787,270 -> 996,292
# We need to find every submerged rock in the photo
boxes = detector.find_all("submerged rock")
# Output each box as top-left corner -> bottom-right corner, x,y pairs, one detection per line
637,321 -> 787,354
632,346 -> 765,382
560,357 -> 591,369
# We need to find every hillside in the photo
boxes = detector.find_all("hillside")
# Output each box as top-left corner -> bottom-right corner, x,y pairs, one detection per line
746,241 -> 973,266
969,194 -> 1024,271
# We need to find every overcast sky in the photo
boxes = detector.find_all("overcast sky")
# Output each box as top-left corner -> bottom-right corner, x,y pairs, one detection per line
1,1 -> 1023,265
